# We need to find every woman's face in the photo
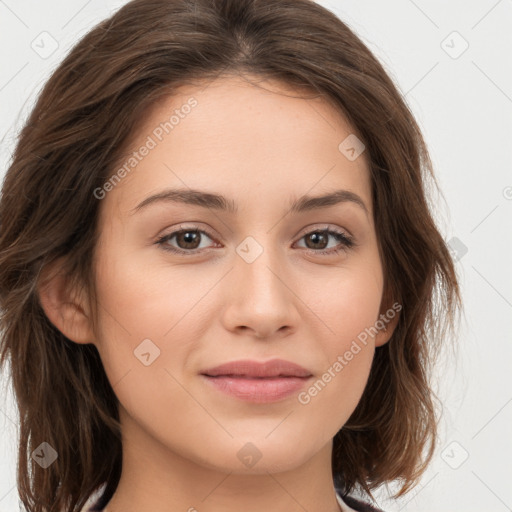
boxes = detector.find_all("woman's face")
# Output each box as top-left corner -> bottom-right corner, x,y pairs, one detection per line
91,75 -> 393,474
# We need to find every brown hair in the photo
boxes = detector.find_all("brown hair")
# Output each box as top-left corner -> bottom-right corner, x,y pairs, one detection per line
0,0 -> 462,510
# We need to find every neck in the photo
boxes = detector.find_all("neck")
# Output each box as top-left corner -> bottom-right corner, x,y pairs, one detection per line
104,408 -> 342,512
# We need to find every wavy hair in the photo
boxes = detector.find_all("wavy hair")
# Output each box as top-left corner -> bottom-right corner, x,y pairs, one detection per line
0,0 -> 462,510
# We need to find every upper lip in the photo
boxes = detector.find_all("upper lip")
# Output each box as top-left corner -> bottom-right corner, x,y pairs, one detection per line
201,359 -> 313,378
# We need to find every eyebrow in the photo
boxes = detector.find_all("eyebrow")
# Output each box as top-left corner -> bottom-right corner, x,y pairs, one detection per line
130,187 -> 369,217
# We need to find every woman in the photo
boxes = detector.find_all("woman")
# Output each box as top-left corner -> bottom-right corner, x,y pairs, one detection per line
0,0 -> 461,511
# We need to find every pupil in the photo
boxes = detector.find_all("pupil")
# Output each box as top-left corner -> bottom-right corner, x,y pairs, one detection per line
180,231 -> 199,248
309,232 -> 327,249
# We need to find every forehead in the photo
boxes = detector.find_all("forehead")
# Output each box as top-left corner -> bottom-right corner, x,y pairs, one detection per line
104,75 -> 371,218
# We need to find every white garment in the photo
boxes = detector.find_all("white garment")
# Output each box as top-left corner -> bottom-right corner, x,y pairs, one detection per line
336,492 -> 358,512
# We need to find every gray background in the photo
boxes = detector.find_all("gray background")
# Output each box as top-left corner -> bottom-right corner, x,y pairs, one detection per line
1,0 -> 511,510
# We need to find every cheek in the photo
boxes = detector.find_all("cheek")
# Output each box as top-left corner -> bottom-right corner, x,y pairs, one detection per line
92,242 -> 222,391
311,260 -> 383,346
91,249 -> 209,442
297,346 -> 374,433
93,241 -> 207,341
300,264 -> 382,417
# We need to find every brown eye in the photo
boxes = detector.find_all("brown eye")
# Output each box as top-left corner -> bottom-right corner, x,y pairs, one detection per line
304,231 -> 329,250
174,230 -> 202,250
156,228 -> 217,255
156,226 -> 355,257
295,229 -> 354,256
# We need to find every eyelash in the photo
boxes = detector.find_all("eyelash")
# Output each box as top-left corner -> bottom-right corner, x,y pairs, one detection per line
155,225 -> 355,257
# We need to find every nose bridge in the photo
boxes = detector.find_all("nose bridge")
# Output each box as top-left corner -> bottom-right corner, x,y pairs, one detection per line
226,232 -> 299,330
218,221 -> 303,339
234,233 -> 285,293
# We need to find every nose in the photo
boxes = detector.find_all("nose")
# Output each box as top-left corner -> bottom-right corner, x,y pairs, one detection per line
220,240 -> 300,340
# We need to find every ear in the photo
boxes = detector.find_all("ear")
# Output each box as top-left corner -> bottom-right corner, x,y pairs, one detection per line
374,293 -> 401,348
37,257 -> 95,345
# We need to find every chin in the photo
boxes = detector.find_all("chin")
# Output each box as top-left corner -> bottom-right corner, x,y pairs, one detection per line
189,433 -> 322,475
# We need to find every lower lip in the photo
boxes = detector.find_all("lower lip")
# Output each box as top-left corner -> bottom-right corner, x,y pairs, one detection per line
201,375 -> 311,403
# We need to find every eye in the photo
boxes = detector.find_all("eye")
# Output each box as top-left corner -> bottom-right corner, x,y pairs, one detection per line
294,227 -> 355,256
155,225 -> 355,256
156,226 -> 217,255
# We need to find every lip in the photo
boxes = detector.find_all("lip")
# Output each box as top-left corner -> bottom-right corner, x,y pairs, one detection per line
200,359 -> 313,403
201,359 -> 312,378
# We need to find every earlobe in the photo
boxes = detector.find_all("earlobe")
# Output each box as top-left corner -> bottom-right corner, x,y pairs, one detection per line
374,302 -> 400,348
37,258 -> 95,345
374,314 -> 398,347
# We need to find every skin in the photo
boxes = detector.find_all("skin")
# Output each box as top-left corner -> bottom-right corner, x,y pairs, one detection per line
39,75 -> 398,512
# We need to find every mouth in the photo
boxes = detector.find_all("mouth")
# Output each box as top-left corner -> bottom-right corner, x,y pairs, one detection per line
201,358 -> 313,378
200,359 -> 313,403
